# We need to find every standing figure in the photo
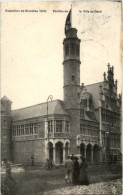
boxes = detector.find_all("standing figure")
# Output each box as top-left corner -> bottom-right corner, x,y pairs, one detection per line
65,156 -> 74,184
31,155 -> 34,166
72,156 -> 80,185
4,159 -> 13,181
79,157 -> 89,185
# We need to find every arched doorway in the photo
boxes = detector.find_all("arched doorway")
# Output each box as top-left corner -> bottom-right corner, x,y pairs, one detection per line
80,143 -> 85,158
65,142 -> 69,159
93,144 -> 100,162
55,142 -> 63,164
49,142 -> 53,161
86,144 -> 92,162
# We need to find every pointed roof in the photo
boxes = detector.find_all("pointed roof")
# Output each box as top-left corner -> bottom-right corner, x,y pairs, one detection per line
12,100 -> 69,121
1,96 -> 12,102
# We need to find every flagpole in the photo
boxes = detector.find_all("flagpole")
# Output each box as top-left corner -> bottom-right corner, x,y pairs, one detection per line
71,4 -> 72,27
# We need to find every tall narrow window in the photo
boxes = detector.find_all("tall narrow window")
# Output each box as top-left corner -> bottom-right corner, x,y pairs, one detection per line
65,121 -> 69,133
76,45 -> 79,56
56,120 -> 62,132
65,45 -> 69,56
34,123 -> 38,134
48,121 -> 53,133
70,44 -> 75,55
72,75 -> 75,81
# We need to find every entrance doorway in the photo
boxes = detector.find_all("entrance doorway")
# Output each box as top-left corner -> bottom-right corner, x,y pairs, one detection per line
86,144 -> 92,162
93,144 -> 100,162
80,143 -> 85,157
55,142 -> 63,164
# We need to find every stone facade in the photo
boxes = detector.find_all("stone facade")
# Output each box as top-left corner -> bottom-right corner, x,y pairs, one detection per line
79,64 -> 122,163
1,15 -> 121,165
63,28 -> 81,155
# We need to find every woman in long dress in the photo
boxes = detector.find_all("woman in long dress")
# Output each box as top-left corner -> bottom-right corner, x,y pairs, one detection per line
79,157 -> 89,185
72,156 -> 80,185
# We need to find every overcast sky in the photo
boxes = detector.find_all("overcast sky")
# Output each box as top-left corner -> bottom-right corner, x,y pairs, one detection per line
1,1 -> 122,109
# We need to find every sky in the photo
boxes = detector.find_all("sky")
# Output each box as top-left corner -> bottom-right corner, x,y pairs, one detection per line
1,1 -> 122,109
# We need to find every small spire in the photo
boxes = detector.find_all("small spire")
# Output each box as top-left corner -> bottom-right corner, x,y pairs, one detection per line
107,63 -> 110,71
103,72 -> 106,81
71,5 -> 72,27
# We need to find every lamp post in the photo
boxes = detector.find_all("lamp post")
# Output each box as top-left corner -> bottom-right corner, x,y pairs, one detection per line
105,131 -> 109,164
47,95 -> 53,160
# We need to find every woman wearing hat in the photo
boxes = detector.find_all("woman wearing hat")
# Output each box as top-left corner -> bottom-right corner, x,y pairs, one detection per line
72,156 -> 80,185
79,157 -> 89,185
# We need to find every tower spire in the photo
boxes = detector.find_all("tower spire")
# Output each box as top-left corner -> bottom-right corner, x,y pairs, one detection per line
65,7 -> 72,35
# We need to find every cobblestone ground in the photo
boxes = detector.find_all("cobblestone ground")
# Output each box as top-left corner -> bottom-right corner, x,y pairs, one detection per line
43,179 -> 122,195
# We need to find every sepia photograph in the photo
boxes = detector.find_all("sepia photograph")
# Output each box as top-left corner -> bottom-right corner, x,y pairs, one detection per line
1,1 -> 122,194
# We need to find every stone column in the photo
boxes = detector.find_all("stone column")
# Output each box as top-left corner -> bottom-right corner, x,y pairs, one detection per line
99,104 -> 102,147
63,146 -> 66,163
47,145 -> 49,159
84,146 -> 87,158
99,147 -> 102,163
52,120 -> 54,137
91,147 -> 93,163
53,147 -> 56,164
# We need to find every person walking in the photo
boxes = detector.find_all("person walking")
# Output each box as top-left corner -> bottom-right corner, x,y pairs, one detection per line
65,156 -> 74,184
72,156 -> 80,185
79,157 -> 89,185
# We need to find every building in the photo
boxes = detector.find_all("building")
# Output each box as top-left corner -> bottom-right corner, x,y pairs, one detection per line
1,12 -> 121,165
79,65 -> 122,163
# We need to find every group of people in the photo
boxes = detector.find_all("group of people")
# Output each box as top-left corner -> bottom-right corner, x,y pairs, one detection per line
65,155 -> 89,185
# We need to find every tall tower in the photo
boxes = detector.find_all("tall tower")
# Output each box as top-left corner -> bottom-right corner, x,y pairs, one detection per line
63,13 -> 81,154
1,96 -> 12,161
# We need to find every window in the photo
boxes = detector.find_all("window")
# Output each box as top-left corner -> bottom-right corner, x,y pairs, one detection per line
21,125 -> 24,135
56,120 -> 63,132
72,75 -> 75,81
65,45 -> 69,56
29,124 -> 33,134
25,124 -> 29,135
70,44 -> 75,55
65,121 -> 69,133
76,45 -> 79,56
48,121 -> 53,133
34,123 -> 38,134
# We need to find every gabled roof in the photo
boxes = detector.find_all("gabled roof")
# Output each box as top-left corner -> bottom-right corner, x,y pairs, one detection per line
80,82 -> 104,108
1,96 -> 12,102
12,100 -> 68,121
